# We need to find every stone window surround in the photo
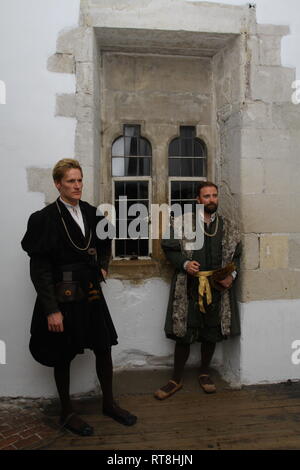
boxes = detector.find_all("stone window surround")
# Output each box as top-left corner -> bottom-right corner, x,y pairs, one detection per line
46,26 -> 245,281
41,2 -> 300,298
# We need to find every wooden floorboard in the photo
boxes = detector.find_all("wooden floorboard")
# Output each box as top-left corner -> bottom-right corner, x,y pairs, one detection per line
39,371 -> 300,450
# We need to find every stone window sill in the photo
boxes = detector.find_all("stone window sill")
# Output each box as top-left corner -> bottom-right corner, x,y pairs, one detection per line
108,258 -> 171,281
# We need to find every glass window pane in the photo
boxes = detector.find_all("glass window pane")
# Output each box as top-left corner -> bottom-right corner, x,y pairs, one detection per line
171,181 -> 180,200
139,239 -> 149,256
125,137 -> 138,156
112,157 -> 125,176
115,182 -> 126,198
179,182 -> 195,200
181,158 -> 193,177
115,240 -> 125,257
125,182 -> 138,199
181,139 -> 193,157
124,125 -> 139,137
169,158 -> 181,176
194,158 -> 207,177
138,157 -> 151,176
194,140 -> 205,157
139,139 -> 151,156
124,157 -> 138,176
170,200 -> 195,213
112,138 -> 124,157
125,240 -> 139,257
169,138 -> 180,157
180,126 -> 195,138
138,181 -> 148,199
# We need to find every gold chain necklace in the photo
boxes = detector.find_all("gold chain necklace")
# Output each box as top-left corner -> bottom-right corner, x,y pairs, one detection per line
203,214 -> 219,237
56,200 -> 92,251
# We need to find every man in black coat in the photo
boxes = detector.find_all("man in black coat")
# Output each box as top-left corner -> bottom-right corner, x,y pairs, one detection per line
22,158 -> 137,435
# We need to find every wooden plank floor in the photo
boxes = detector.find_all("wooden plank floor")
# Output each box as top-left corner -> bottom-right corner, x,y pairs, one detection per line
38,369 -> 300,450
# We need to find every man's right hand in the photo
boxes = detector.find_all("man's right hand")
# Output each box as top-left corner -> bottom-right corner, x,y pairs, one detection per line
47,312 -> 64,333
185,261 -> 200,276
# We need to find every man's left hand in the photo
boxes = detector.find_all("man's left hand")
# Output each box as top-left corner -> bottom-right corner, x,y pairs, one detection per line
101,269 -> 107,279
217,274 -> 233,289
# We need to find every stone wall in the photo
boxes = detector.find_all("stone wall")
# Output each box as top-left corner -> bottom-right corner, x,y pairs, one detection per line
239,24 -> 300,302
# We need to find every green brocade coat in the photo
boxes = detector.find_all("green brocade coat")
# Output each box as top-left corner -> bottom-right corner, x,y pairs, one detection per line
162,214 -> 241,344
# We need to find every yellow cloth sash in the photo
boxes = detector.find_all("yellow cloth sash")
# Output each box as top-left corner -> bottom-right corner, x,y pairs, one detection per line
195,270 -> 216,313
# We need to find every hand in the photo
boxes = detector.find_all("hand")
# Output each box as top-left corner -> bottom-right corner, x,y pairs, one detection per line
186,261 -> 200,276
47,312 -> 64,333
217,274 -> 233,289
101,269 -> 107,279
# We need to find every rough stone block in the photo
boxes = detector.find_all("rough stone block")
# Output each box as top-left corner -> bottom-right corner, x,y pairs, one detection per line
76,62 -> 94,94
103,90 -> 212,125
241,234 -> 259,270
81,165 -> 96,205
81,0 -> 249,35
264,160 -> 300,194
103,53 -> 212,94
289,235 -> 300,269
289,129 -> 300,161
260,235 -> 288,270
257,24 -> 290,37
74,27 -> 94,63
241,128 -> 290,160
258,35 -> 282,66
26,168 -> 58,204
250,66 -> 295,102
247,35 -> 260,65
75,92 -> 95,122
238,269 -> 300,302
56,28 -> 78,55
55,94 -> 76,118
239,194 -> 300,233
75,122 -> 95,164
242,101 -> 273,129
47,53 -> 75,74
57,27 -> 94,63
272,103 -> 300,130
240,159 -> 264,194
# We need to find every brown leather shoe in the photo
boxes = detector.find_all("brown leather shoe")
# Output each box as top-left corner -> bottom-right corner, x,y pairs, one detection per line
154,380 -> 183,400
198,374 -> 216,394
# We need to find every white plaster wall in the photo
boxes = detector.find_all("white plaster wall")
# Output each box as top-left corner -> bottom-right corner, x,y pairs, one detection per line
239,300 -> 300,384
104,279 -> 223,371
0,0 -> 82,397
0,0 -> 300,396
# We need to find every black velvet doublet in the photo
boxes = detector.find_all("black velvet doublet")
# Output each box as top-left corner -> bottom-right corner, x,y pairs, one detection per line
21,199 -> 118,367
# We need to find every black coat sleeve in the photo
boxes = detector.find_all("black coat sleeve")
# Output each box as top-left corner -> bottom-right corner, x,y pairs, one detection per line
95,213 -> 113,272
30,255 -> 59,316
22,210 -> 59,316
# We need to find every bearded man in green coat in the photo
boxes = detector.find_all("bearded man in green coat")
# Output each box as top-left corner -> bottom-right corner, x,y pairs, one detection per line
154,182 -> 241,399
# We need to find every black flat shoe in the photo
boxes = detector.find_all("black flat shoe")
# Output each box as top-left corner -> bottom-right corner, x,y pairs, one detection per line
103,403 -> 137,426
60,412 -> 94,436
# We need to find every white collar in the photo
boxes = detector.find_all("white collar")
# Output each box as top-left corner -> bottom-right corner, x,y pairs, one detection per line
59,197 -> 80,211
200,210 -> 217,224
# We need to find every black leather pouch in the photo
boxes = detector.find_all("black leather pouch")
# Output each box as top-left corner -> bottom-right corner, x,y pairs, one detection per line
55,281 -> 86,303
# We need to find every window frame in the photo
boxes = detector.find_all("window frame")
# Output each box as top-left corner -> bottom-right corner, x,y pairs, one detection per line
112,175 -> 152,260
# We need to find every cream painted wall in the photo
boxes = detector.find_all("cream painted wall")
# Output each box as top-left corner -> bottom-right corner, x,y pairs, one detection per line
0,0 -> 300,396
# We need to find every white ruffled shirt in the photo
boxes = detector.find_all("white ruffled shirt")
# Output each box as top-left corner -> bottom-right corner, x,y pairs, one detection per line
59,197 -> 85,237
